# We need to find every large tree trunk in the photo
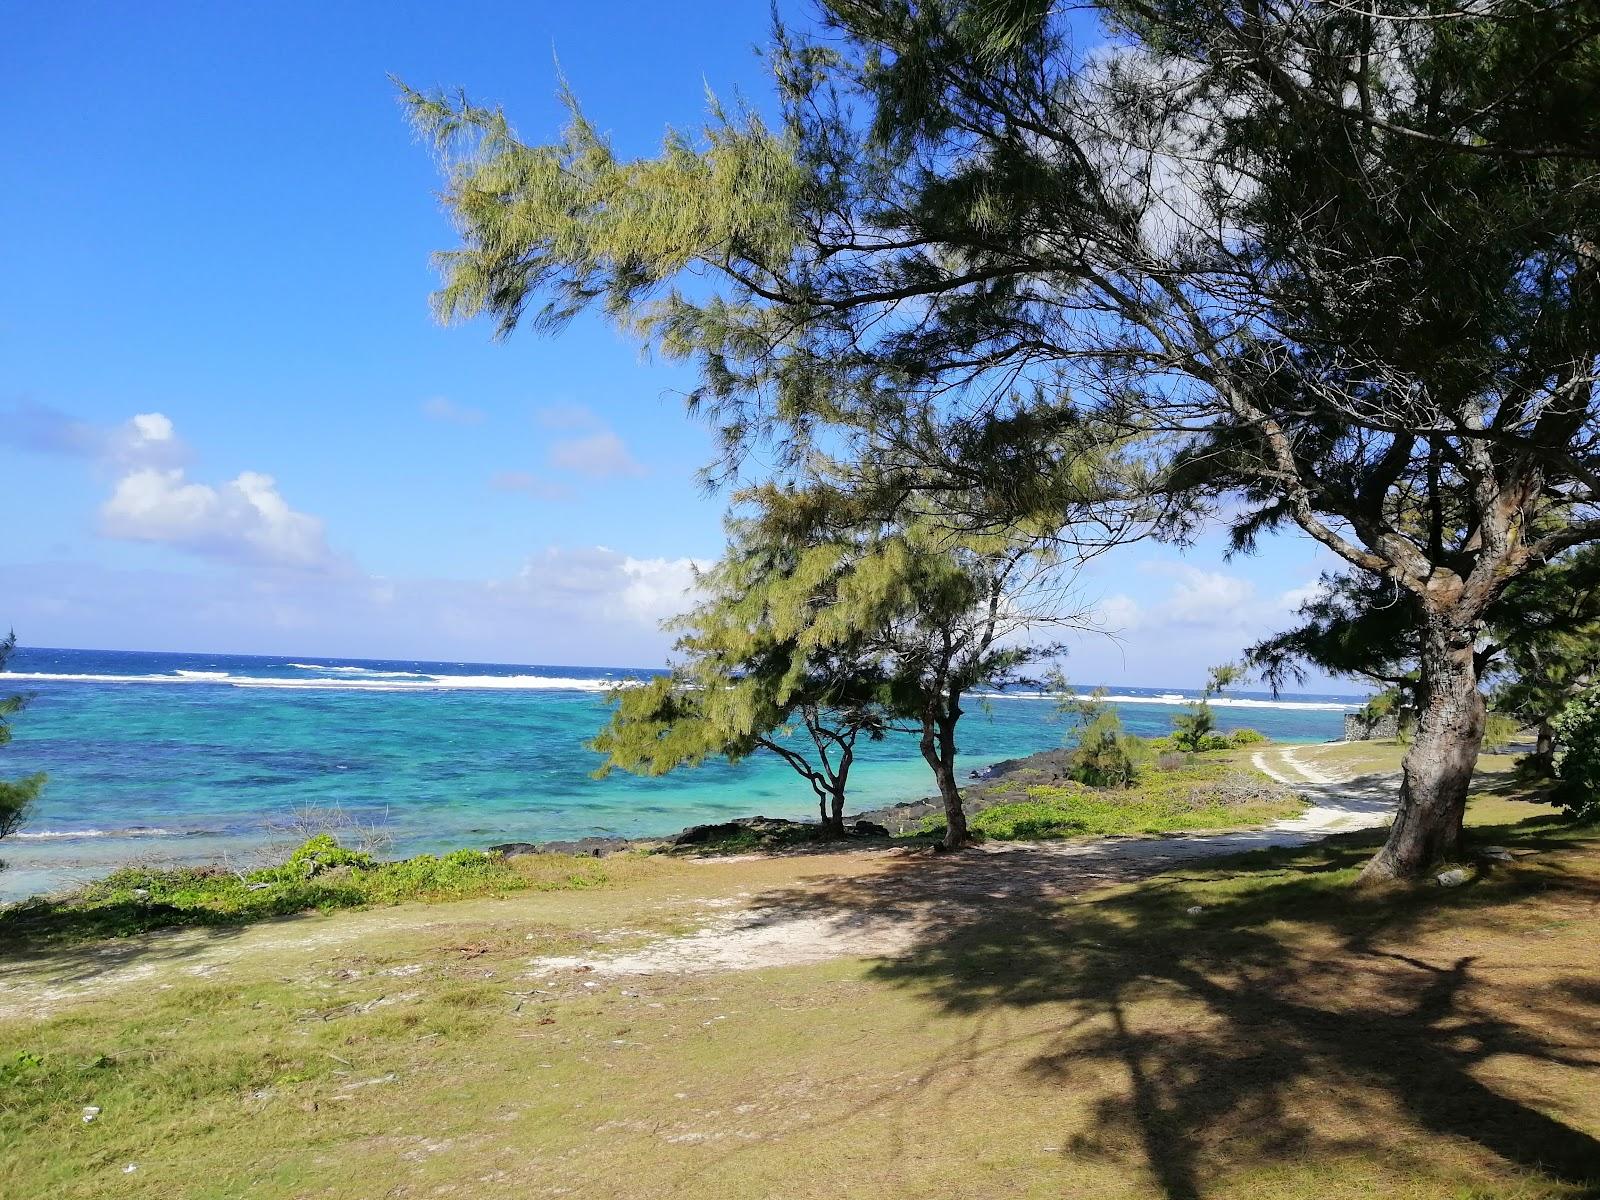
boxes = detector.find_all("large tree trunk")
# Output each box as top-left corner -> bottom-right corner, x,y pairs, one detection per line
921,704 -> 968,850
1360,620 -> 1484,883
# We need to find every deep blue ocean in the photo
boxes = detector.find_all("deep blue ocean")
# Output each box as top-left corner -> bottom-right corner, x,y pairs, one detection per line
0,646 -> 1360,900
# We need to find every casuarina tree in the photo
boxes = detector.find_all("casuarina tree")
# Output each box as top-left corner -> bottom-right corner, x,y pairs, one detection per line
591,501 -> 901,837
403,2 -> 1600,880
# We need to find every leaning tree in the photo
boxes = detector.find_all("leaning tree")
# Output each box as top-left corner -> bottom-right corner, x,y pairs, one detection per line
402,1 -> 1600,880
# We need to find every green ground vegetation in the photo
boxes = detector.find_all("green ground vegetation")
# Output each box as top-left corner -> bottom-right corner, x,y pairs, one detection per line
921,748 -> 1303,841
0,838 -> 651,946
0,782 -> 1593,1200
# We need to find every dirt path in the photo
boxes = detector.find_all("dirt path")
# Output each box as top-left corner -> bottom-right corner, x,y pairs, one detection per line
534,745 -> 1397,977
2,746 -> 1398,1011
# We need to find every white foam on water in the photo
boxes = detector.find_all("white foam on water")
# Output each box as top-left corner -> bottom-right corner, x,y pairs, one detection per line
973,690 -> 1358,712
287,664 -> 433,678
14,828 -> 180,840
9,672 -> 1351,708
7,671 -> 638,693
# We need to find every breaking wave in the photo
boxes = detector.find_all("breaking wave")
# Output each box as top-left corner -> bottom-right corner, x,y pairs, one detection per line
6,670 -> 639,693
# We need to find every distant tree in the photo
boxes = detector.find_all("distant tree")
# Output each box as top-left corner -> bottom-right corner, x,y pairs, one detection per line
744,483 -> 1078,849
0,633 -> 45,869
591,511 -> 898,837
873,524 -> 1071,848
1171,663 -> 1239,753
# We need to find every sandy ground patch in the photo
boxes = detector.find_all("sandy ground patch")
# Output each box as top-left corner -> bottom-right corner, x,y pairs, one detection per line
529,746 -> 1398,976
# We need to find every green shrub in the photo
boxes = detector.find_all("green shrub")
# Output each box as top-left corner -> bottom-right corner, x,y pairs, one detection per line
929,774 -> 1301,842
1228,728 -> 1268,746
971,800 -> 1093,839
1551,689 -> 1600,823
1171,701 -> 1217,752
1068,710 -> 1148,788
250,833 -> 374,883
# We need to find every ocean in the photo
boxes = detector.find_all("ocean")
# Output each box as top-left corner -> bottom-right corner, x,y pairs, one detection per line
0,646 -> 1361,901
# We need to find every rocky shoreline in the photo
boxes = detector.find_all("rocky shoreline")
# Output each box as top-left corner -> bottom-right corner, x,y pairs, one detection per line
489,747 -> 1085,858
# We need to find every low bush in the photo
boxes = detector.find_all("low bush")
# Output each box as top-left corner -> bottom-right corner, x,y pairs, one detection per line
1228,728 -> 1269,746
1171,701 -> 1218,752
1067,710 -> 1149,788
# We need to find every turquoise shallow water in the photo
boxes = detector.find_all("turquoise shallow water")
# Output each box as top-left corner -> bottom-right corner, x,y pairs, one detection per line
0,647 -> 1358,900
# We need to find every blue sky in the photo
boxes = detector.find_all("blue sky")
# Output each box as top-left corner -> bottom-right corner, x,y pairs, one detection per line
1,1 -> 1348,689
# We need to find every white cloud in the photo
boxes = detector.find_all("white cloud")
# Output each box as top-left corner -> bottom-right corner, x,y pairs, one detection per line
130,412 -> 173,442
3,406 -> 339,570
0,402 -> 188,468
616,555 -> 707,625
0,545 -> 711,665
1277,580 -> 1328,611
102,467 -> 335,569
1155,566 -> 1258,625
506,547 -> 706,627
535,403 -> 601,430
1096,593 -> 1143,633
546,430 -> 647,478
489,470 -> 573,501
420,397 -> 486,426
527,404 -> 649,478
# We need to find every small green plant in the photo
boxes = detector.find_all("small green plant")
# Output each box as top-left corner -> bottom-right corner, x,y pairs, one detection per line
1171,702 -> 1217,752
1228,728 -> 1268,746
269,833 -> 375,880
1060,687 -> 1147,788
1551,688 -> 1600,823
1170,662 -> 1241,753
1481,711 -> 1519,754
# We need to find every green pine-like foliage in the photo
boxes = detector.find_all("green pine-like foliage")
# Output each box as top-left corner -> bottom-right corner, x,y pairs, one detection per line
0,632 -> 46,866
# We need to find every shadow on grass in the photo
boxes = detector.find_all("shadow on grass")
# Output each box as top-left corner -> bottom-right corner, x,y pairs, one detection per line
0,901 -> 259,994
751,817 -> 1600,1198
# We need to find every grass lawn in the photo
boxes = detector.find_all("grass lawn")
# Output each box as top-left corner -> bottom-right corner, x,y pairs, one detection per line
1,775 -> 1596,1199
1295,739 -> 1526,781
930,748 -> 1306,841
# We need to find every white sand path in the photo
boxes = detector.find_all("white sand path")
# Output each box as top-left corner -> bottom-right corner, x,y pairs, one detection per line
533,745 -> 1398,977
